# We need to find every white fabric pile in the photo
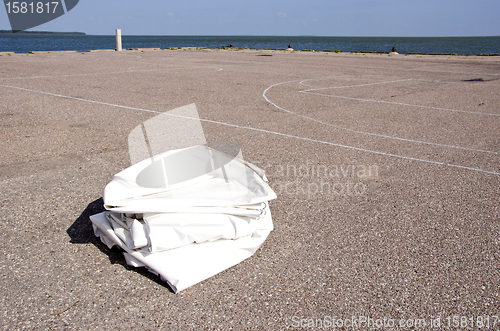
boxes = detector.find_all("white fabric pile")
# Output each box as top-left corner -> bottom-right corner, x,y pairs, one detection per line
90,144 -> 276,293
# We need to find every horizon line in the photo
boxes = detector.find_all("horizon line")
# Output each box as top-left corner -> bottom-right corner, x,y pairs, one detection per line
8,30 -> 500,38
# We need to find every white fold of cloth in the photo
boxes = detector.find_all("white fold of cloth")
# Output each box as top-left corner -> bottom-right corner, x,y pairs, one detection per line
90,145 -> 276,293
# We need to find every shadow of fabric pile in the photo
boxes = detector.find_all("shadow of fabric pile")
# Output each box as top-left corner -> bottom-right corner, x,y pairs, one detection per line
67,198 -> 172,291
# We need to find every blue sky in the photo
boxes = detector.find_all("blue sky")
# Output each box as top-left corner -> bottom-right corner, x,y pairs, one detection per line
1,0 -> 499,36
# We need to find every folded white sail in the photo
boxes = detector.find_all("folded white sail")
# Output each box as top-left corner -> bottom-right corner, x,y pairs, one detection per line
91,145 -> 276,293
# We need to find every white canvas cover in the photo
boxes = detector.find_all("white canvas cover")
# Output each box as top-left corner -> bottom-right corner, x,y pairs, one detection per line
102,145 -> 275,212
90,104 -> 276,293
90,145 -> 276,293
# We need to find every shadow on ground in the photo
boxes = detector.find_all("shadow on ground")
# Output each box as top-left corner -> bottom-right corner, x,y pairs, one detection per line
67,198 -> 173,292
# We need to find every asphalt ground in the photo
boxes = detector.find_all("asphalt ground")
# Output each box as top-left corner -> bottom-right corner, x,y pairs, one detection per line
0,48 -> 499,330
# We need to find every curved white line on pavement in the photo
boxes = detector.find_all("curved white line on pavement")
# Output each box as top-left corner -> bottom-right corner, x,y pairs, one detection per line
1,83 -> 498,176
262,78 -> 500,174
264,79 -> 499,154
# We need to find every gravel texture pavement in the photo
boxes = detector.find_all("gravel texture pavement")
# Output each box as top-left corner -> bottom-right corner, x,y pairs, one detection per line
0,48 -> 499,330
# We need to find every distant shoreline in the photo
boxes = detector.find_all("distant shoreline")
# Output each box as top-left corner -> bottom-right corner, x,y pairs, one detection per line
1,35 -> 498,55
0,30 -> 86,36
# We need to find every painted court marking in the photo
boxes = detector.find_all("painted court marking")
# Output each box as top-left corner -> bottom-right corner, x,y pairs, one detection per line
326,61 -> 500,77
1,81 -> 499,176
0,66 -> 223,80
0,52 -> 143,65
263,79 -> 500,154
263,77 -> 499,175
302,90 -> 499,117
0,57 -> 498,176
265,79 -> 499,117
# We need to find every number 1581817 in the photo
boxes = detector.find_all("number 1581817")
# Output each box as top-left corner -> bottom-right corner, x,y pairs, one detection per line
5,2 -> 59,14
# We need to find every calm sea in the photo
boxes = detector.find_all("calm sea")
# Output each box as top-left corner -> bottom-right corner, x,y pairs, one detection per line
1,35 -> 499,55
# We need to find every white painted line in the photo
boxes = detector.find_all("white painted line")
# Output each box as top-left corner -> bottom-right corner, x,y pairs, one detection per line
263,79 -> 500,152
0,66 -> 223,80
300,78 -> 414,91
0,84 -> 160,114
328,62 -> 500,77
302,90 -> 500,117
447,163 -> 500,175
299,76 -> 500,89
1,83 -> 499,176
262,80 -> 300,113
297,76 -> 500,117
262,78 -> 500,175
270,92 -> 500,155
0,53 -> 143,64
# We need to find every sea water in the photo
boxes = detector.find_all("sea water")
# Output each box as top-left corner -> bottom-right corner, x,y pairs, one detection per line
1,35 -> 499,55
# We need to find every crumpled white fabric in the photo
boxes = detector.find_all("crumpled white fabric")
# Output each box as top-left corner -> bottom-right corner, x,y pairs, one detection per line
90,145 -> 276,293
